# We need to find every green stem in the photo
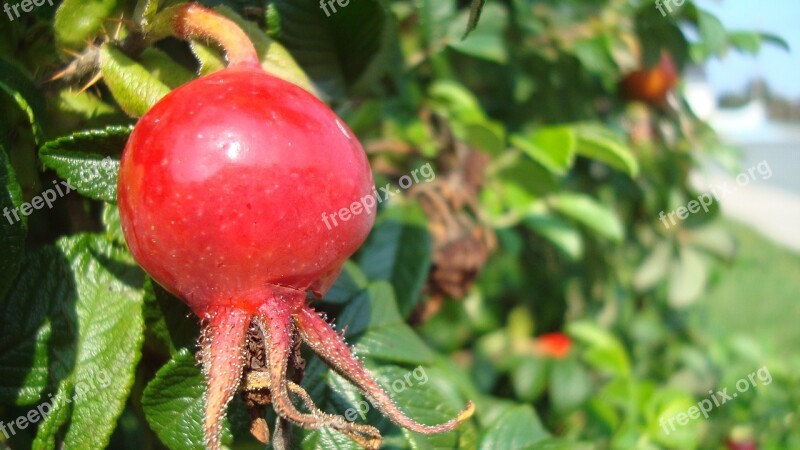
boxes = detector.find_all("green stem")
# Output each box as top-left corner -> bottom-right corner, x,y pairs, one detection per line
148,3 -> 259,68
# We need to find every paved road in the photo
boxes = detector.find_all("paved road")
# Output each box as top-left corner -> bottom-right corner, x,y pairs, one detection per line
700,121 -> 800,252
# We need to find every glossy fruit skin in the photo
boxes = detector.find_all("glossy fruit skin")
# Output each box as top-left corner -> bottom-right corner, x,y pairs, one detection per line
620,54 -> 678,104
118,66 -> 375,316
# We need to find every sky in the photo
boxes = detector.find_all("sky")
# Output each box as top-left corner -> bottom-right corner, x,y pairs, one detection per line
694,0 -> 800,99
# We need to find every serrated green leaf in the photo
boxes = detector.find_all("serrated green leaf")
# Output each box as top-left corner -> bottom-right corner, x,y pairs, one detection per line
39,125 -> 131,203
54,0 -> 121,51
479,404 -> 550,450
0,57 -> 46,143
0,145 -> 26,299
551,193 -> 624,242
102,203 -> 125,245
513,126 -> 576,176
32,234 -> 145,449
100,45 -> 171,117
142,349 -> 238,450
266,0 -> 398,101
574,125 -> 638,177
357,204 -> 431,317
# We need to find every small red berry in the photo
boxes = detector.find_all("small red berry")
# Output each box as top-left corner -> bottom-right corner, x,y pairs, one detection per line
534,332 -> 573,359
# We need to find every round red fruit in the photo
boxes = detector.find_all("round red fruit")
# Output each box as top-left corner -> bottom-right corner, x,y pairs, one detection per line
117,66 -> 375,317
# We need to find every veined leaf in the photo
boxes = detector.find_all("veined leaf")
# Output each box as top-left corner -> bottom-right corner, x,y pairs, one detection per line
99,45 -> 171,117
39,125 -> 131,203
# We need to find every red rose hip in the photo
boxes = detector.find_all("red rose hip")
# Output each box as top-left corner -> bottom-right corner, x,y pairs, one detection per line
116,7 -> 473,447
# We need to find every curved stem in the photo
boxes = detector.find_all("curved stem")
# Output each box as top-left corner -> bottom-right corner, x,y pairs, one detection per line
295,306 -> 475,434
148,3 -> 259,68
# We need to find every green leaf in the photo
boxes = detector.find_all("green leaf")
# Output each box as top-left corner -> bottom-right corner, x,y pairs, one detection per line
461,0 -> 486,40
357,204 -> 432,317
429,80 -> 487,124
464,122 -> 506,156
99,44 -> 171,117
697,9 -> 728,57
375,364 -> 478,448
549,358 -> 590,412
523,213 -> 583,260
574,125 -> 638,177
54,0 -> 121,51
338,281 -> 436,365
142,278 -> 199,356
39,125 -> 131,203
33,234 -> 145,449
760,33 -> 790,52
266,0 -> 399,100
0,247 -> 70,405
143,350 -> 212,450
138,47 -> 195,89
102,203 -> 125,245
633,241 -> 672,292
0,145 -> 26,299
668,247 -> 708,308
510,356 -> 549,402
0,57 -> 46,143
325,260 -> 369,304
567,321 -> 631,377
512,127 -> 576,176
550,193 -> 624,242
354,324 -> 436,365
188,41 -> 226,77
479,404 -> 550,450
134,0 -> 159,30
727,32 -> 761,56
448,3 -> 508,63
